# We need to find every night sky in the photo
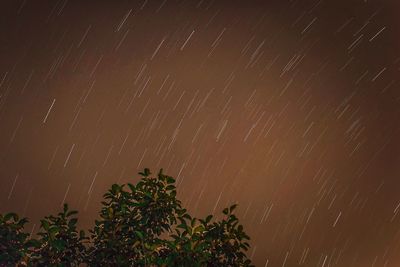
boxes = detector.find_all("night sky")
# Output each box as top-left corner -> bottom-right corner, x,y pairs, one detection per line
1,0 -> 400,266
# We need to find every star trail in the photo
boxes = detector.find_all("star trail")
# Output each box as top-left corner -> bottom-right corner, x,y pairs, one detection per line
1,0 -> 400,266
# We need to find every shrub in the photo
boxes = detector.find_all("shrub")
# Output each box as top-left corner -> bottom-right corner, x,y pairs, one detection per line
0,168 -> 253,267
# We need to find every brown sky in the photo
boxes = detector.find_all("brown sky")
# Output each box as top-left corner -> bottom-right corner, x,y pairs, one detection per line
1,0 -> 400,266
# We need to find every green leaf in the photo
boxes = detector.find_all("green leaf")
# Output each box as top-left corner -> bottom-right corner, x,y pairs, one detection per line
166,176 -> 175,184
4,212 -> 18,222
229,204 -> 238,212
177,223 -> 188,230
166,185 -> 175,191
26,239 -> 41,248
107,207 -> 113,217
135,230 -> 144,239
41,219 -> 50,230
63,203 -> 69,213
111,184 -> 120,193
79,230 -> 85,239
127,183 -> 136,192
52,239 -> 66,251
66,210 -> 78,217
223,208 -> 229,215
49,226 -> 60,236
139,168 -> 151,177
193,225 -> 205,233
68,218 -> 78,227
182,214 -> 191,220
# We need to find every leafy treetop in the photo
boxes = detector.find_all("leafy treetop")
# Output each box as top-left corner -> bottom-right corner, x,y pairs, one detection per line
0,168 -> 253,267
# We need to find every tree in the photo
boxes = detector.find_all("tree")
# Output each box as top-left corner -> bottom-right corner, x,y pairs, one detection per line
0,213 -> 31,265
0,168 -> 253,266
29,204 -> 88,266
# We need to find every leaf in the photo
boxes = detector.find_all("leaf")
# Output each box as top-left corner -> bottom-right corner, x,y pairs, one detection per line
166,185 -> 175,191
223,208 -> 229,215
135,230 -> 144,239
132,202 -> 146,207
79,230 -> 85,239
66,210 -> 78,217
229,204 -> 238,213
177,223 -> 188,230
166,176 -> 175,184
52,239 -> 66,251
139,168 -> 151,177
107,207 -> 113,218
111,184 -> 120,193
193,225 -> 205,234
68,218 -> 78,227
177,217 -> 186,226
41,219 -> 50,230
26,239 -> 41,248
49,226 -> 60,236
17,218 -> 28,228
127,183 -> 136,192
205,215 -> 213,223
4,212 -> 18,222
181,214 -> 191,222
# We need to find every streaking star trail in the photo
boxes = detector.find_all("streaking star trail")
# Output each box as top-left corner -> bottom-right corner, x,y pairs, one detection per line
1,0 -> 400,266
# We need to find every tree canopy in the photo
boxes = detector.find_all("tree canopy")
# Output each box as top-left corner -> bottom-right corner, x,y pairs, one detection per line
0,168 -> 253,266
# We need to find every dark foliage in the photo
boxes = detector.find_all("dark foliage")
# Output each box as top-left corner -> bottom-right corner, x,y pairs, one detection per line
0,168 -> 253,267
0,213 -> 31,265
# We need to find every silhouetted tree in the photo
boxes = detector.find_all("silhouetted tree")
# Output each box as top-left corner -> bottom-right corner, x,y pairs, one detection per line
0,168 -> 253,267
29,204 -> 88,266
0,213 -> 31,265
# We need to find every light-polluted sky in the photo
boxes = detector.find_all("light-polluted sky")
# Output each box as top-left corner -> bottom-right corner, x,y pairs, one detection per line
1,0 -> 400,266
